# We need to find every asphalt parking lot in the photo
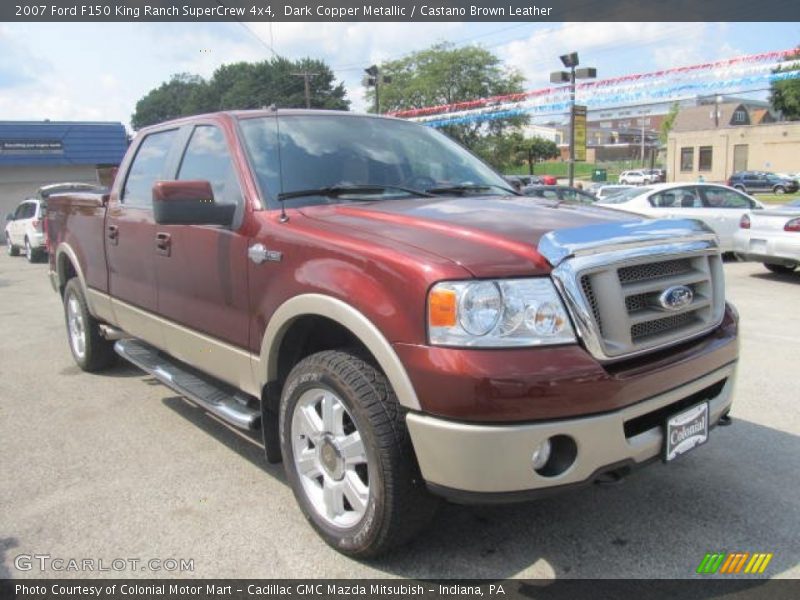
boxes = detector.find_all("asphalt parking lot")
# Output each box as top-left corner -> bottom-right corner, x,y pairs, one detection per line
1,253 -> 798,579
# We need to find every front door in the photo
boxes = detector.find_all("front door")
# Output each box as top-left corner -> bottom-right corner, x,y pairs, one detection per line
153,123 -> 251,362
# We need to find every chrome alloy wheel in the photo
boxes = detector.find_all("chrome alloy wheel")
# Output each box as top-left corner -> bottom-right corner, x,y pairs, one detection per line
291,388 -> 370,528
66,293 -> 87,359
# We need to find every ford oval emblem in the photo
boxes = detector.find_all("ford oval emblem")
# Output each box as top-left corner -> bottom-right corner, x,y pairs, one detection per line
659,285 -> 694,311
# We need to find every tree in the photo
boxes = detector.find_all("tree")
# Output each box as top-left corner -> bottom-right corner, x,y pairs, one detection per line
770,47 -> 800,120
131,73 -> 207,130
519,136 -> 559,174
371,43 -> 528,150
659,102 -> 680,144
131,57 -> 349,129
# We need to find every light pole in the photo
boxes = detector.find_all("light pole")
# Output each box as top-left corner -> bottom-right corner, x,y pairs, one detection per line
550,52 -> 596,188
364,65 -> 392,114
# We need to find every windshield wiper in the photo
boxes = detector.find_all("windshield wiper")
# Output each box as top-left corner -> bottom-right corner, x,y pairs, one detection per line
425,183 -> 519,196
277,184 -> 433,202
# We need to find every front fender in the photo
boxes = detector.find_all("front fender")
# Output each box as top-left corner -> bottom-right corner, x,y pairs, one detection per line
254,293 -> 421,410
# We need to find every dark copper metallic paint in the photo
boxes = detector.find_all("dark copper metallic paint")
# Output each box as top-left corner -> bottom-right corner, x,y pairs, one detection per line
47,110 -> 740,424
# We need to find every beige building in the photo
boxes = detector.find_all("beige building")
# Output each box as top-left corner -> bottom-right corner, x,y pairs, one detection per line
667,103 -> 800,182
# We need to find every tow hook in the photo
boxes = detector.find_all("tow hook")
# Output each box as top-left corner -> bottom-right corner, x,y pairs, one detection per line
595,467 -> 629,486
718,413 -> 733,427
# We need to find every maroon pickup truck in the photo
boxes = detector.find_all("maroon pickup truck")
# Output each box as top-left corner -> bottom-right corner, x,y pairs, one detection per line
46,110 -> 738,557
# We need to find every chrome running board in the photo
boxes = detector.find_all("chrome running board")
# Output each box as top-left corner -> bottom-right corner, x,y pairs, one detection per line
114,338 -> 260,431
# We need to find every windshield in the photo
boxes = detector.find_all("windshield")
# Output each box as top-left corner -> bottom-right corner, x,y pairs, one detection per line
598,186 -> 653,204
238,114 -> 514,207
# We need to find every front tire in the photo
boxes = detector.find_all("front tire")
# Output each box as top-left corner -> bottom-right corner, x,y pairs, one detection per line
774,185 -> 786,195
764,263 -> 796,274
63,278 -> 117,372
280,350 -> 438,558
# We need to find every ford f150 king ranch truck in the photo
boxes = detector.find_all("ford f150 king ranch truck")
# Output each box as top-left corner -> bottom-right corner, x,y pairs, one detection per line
46,110 -> 739,557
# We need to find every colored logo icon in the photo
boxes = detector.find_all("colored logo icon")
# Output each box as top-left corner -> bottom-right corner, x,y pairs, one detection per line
696,552 -> 773,574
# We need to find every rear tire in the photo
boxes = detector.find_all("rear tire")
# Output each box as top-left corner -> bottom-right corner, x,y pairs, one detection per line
63,278 -> 117,372
734,185 -> 746,192
764,263 -> 796,274
6,234 -> 19,256
280,349 -> 438,558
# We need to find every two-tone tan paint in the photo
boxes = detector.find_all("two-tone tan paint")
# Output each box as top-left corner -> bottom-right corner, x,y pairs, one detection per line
406,363 -> 736,493
54,253 -> 420,409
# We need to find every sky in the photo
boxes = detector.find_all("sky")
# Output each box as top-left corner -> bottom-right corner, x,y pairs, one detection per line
0,21 -> 797,131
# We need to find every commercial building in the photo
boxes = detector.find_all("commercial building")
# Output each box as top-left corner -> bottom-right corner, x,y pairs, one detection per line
666,102 -> 799,182
0,120 -> 127,217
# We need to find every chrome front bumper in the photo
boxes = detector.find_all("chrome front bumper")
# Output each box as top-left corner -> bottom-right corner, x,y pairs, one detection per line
406,363 -> 736,497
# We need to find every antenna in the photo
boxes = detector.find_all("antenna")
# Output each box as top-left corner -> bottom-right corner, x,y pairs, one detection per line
275,114 -> 288,223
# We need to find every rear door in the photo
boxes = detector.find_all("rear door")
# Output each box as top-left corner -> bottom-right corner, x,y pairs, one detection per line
106,128 -> 180,343
698,185 -> 759,250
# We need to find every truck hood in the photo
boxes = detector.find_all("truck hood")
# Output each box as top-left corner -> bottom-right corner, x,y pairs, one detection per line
299,196 -> 641,278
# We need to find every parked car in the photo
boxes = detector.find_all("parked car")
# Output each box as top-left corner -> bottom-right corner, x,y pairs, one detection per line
503,175 -> 523,191
619,170 -> 656,185
522,184 -> 598,204
539,174 -> 557,185
597,183 -> 765,252
593,184 -> 635,200
5,183 -> 106,263
5,198 -> 46,262
46,110 -> 738,557
734,202 -> 800,274
518,175 -> 543,186
727,171 -> 799,195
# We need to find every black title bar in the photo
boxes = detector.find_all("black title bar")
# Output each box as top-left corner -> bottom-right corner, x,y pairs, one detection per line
5,0 -> 800,21
3,579 -> 800,600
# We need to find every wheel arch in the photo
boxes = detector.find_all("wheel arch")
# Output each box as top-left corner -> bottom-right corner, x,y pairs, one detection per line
257,294 -> 420,411
54,243 -> 91,308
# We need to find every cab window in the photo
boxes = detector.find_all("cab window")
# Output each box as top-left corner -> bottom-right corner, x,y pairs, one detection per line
177,125 -> 242,207
122,129 -> 178,208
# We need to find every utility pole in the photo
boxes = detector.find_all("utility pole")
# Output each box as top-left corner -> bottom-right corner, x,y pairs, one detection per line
292,71 -> 319,109
640,110 -> 647,167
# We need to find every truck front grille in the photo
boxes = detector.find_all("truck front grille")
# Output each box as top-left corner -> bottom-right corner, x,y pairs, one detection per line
572,251 -> 725,360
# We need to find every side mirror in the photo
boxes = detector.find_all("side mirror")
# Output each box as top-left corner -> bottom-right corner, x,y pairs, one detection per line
152,180 -> 235,227
6,213 -> 14,221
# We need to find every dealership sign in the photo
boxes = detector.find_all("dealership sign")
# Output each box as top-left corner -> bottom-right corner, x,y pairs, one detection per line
0,140 -> 64,154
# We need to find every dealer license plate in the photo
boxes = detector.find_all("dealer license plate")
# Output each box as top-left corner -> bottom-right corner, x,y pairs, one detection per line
750,239 -> 767,254
664,402 -> 709,462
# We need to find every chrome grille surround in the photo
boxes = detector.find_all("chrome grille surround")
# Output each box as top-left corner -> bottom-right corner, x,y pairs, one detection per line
540,220 -> 725,362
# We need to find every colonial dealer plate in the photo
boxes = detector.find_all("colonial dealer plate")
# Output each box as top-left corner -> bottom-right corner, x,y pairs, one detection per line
664,402 -> 709,462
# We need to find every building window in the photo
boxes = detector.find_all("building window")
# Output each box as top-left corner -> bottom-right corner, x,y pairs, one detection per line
680,147 -> 694,172
698,146 -> 713,172
733,110 -> 746,123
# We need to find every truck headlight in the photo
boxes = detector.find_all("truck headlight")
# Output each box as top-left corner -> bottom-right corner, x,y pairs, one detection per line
428,278 -> 576,347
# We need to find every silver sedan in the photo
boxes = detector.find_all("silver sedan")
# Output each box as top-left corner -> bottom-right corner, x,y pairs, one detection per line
734,199 -> 800,274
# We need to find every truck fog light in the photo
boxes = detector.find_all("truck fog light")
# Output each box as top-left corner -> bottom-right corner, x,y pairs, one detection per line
531,439 -> 552,471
